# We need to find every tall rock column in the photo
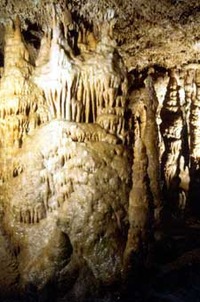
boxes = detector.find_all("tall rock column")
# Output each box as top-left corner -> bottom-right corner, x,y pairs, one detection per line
184,68 -> 195,146
144,73 -> 162,224
124,101 -> 150,269
124,72 -> 161,271
160,70 -> 184,214
190,69 -> 200,159
0,11 -> 133,300
189,68 -> 200,213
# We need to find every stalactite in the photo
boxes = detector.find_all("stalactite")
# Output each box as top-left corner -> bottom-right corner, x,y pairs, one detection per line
0,11 -> 135,296
0,17 -> 46,150
32,10 -> 128,138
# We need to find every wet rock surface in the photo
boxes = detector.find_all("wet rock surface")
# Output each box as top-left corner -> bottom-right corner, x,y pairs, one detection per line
1,1 -> 200,302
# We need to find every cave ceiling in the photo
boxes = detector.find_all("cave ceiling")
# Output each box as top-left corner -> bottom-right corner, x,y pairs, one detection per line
1,0 -> 200,71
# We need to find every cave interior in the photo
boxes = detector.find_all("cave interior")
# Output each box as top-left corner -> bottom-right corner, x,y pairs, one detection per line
1,1 -> 200,301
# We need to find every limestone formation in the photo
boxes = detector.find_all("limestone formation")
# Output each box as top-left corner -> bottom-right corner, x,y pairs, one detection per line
187,67 -> 200,212
156,66 -> 200,213
190,68 -> 200,160
0,12 -> 132,300
124,72 -> 161,269
124,103 -> 151,265
0,18 -> 46,150
32,5 -> 128,143
1,1 -> 200,301
160,70 -> 184,212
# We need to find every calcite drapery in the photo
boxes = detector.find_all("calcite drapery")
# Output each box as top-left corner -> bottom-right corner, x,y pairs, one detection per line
2,5 -> 200,301
0,11 -> 132,299
1,1 -> 200,301
0,17 -> 46,150
32,6 -> 128,142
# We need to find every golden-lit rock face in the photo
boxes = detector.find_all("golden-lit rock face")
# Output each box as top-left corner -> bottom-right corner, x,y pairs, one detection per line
0,10 -> 133,300
1,1 -> 200,301
1,0 -> 200,70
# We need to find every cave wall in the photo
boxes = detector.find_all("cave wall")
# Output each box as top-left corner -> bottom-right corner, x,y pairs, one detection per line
0,9 -> 133,301
0,2 -> 200,302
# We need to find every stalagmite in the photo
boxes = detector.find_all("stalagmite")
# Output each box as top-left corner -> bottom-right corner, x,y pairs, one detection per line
160,70 -> 184,212
184,69 -> 195,125
124,112 -> 150,269
0,16 -> 45,150
124,71 -> 163,269
189,69 -> 200,160
187,68 -> 200,212
144,73 -> 162,222
0,5 -> 182,300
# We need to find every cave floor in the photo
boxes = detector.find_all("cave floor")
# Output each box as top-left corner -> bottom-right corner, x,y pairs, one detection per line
121,216 -> 200,302
2,216 -> 200,302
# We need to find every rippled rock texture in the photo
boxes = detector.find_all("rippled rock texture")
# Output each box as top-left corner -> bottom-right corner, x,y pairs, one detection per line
0,11 -> 133,301
1,1 -> 200,302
